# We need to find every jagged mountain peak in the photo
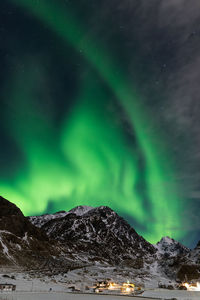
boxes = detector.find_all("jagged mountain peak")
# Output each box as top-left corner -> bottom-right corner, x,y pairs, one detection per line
1,198 -> 198,282
160,236 -> 175,243
29,205 -> 94,228
36,204 -> 156,266
30,205 -> 155,253
29,205 -> 114,228
29,210 -> 69,228
0,197 -> 65,268
0,196 -> 46,239
195,240 -> 200,249
68,205 -> 94,216
155,236 -> 190,257
84,205 -> 115,213
187,240 -> 200,264
0,196 -> 23,217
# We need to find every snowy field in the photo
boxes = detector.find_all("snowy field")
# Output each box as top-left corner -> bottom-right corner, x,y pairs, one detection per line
0,291 -> 200,300
1,267 -> 200,299
0,292 -> 150,300
143,289 -> 200,299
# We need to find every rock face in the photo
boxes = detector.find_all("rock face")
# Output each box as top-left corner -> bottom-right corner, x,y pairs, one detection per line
29,205 -> 94,228
176,242 -> 200,281
0,196 -> 64,268
2,197 -> 200,282
189,241 -> 200,264
0,196 -> 47,239
0,197 -> 23,217
38,206 -> 156,266
30,205 -> 200,278
68,205 -> 94,216
155,236 -> 190,258
155,236 -> 191,280
29,211 -> 69,229
177,264 -> 200,282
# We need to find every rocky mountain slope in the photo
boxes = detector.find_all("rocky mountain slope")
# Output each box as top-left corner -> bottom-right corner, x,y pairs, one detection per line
175,242 -> 200,282
29,204 -> 200,281
155,236 -> 190,258
34,206 -> 156,267
29,205 -> 94,228
1,197 -> 200,282
154,237 -> 191,280
0,196 -> 70,269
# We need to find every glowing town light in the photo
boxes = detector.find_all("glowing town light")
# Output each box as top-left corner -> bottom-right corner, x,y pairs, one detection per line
183,282 -> 200,291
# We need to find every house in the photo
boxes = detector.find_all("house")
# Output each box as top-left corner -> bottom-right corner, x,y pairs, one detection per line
0,284 -> 16,291
95,280 -> 109,288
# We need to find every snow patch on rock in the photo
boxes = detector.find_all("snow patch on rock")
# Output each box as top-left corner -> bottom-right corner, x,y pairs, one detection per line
29,206 -> 94,228
68,205 -> 94,216
155,236 -> 190,257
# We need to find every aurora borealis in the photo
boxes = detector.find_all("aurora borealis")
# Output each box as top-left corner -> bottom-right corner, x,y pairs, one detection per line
0,0 -> 199,247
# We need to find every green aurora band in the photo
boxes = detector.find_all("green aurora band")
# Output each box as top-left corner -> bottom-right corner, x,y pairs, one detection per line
1,0 -> 184,243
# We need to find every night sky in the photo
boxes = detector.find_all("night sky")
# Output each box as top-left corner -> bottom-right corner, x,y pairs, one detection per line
0,0 -> 200,248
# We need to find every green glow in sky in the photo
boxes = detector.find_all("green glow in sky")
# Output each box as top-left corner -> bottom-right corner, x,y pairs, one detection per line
2,0 -> 184,243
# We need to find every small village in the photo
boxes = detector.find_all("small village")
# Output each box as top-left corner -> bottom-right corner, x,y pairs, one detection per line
0,279 -> 142,296
1,276 -> 200,295
91,280 -> 143,295
0,283 -> 16,292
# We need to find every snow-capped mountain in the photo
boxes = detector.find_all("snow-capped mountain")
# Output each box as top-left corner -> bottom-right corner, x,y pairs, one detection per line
0,196 -> 68,268
1,196 -> 200,282
29,205 -> 94,228
29,211 -> 69,228
68,205 -> 94,216
155,236 -> 190,257
38,205 -> 156,266
155,236 -> 191,280
188,240 -> 200,264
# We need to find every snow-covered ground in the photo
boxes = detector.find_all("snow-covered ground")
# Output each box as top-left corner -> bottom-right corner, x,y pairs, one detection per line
1,290 -> 200,300
0,292 -> 153,300
143,289 -> 200,299
1,266 -> 200,299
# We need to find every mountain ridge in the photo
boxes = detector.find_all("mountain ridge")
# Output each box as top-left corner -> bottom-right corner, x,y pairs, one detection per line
1,197 -> 200,282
